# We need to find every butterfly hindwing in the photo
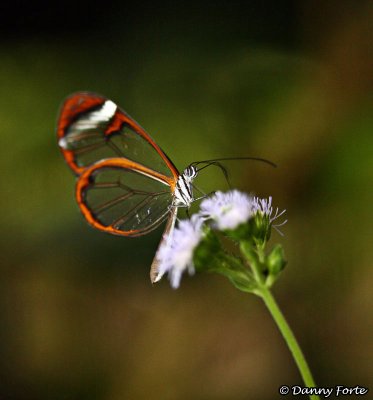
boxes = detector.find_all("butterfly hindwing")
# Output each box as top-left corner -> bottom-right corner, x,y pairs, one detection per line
76,158 -> 175,236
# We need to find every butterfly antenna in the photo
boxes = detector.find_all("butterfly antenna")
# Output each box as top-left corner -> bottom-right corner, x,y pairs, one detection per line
191,156 -> 275,187
191,156 -> 277,168
197,161 -> 231,187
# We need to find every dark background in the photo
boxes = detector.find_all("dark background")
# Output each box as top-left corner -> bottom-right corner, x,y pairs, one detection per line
0,1 -> 372,399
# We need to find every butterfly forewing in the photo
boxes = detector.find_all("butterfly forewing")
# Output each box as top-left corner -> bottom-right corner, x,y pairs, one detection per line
57,92 -> 179,179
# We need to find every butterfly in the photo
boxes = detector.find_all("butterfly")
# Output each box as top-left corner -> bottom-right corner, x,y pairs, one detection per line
57,92 -> 275,283
57,92 -> 201,283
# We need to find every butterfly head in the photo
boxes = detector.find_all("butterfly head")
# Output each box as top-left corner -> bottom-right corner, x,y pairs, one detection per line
183,165 -> 198,180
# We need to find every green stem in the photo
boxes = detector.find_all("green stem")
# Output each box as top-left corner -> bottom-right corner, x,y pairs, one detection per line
240,241 -> 319,400
259,287 -> 319,400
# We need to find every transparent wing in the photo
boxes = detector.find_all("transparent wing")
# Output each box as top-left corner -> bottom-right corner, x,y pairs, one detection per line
57,92 -> 179,179
76,158 -> 175,237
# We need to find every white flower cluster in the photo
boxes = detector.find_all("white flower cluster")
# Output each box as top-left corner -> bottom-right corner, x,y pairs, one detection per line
200,190 -> 255,230
157,191 -> 285,288
157,215 -> 203,289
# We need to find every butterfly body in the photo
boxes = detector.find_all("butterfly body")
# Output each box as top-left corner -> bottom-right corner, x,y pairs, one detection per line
173,166 -> 198,207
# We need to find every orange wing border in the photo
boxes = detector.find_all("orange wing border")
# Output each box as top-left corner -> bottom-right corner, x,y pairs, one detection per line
57,92 -> 106,175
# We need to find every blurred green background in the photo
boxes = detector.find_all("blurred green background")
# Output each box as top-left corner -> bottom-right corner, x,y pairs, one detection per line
1,1 -> 372,399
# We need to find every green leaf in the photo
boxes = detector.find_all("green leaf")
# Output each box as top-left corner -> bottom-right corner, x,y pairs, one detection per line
193,228 -> 221,272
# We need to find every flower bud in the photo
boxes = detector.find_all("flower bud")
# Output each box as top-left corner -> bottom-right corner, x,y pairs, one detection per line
265,244 -> 286,287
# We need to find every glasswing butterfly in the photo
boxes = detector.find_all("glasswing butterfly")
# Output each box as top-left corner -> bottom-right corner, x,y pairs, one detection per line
57,92 -> 200,283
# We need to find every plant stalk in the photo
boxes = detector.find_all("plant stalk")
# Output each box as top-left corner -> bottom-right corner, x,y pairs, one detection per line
259,287 -> 319,400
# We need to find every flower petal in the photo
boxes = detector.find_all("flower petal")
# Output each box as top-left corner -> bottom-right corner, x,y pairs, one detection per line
157,214 -> 204,288
200,190 -> 255,230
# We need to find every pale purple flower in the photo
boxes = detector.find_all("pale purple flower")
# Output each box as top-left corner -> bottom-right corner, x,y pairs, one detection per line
253,196 -> 287,233
199,190 -> 256,230
157,215 -> 204,288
